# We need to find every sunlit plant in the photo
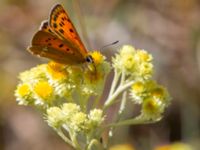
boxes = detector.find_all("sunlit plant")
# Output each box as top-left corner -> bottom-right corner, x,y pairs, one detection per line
15,45 -> 171,150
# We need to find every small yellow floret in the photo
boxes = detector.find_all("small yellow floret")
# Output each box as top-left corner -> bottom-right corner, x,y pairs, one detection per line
135,50 -> 152,62
109,144 -> 135,150
151,87 -> 165,99
142,98 -> 163,119
47,107 -> 63,128
90,51 -> 104,65
47,61 -> 67,80
73,112 -> 87,124
71,112 -> 88,132
131,82 -> 145,94
34,81 -> 53,100
120,45 -> 136,55
89,109 -> 104,125
154,142 -> 193,150
16,83 -> 31,97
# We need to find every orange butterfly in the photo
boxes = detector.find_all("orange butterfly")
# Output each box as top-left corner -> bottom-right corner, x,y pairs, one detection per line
28,4 -> 94,65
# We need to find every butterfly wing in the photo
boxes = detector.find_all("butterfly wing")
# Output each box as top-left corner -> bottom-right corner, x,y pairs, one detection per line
49,4 -> 88,58
28,30 -> 85,64
28,4 -> 89,64
40,20 -> 54,34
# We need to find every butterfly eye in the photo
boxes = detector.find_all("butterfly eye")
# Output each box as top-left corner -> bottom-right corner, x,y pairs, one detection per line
85,55 -> 94,63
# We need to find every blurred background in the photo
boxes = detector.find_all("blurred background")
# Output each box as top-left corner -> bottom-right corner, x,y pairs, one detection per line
0,0 -> 200,149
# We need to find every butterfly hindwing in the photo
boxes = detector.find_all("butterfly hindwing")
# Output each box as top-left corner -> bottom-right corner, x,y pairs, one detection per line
28,30 -> 85,64
49,4 -> 87,57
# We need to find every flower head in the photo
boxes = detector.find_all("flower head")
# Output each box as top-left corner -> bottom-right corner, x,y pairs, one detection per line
46,107 -> 64,128
142,97 -> 164,120
46,61 -> 68,81
112,45 -> 153,80
89,109 -> 104,127
19,64 -> 47,83
15,83 -> 32,105
33,81 -> 54,104
71,112 -> 88,132
89,51 -> 105,65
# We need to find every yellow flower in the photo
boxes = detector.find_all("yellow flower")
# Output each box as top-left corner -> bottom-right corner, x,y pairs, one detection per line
15,83 -> 33,105
19,64 -> 47,83
62,103 -> 80,116
151,86 -> 166,100
46,61 -> 67,80
89,51 -> 105,65
122,54 -> 135,71
154,142 -> 193,150
46,107 -> 64,128
71,112 -> 88,132
109,144 -> 135,150
131,81 -> 145,94
142,97 -> 163,119
16,83 -> 31,97
89,109 -> 104,126
135,50 -> 152,62
34,81 -> 54,101
137,62 -> 153,79
130,81 -> 146,104
120,45 -> 136,56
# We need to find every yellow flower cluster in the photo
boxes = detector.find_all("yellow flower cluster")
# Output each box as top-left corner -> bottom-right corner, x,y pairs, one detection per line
46,103 -> 104,133
15,45 -> 171,149
112,45 -> 153,80
130,80 -> 170,119
15,51 -> 110,107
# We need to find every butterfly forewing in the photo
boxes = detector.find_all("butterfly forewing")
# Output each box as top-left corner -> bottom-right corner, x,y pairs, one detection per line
49,4 -> 88,57
40,20 -> 54,34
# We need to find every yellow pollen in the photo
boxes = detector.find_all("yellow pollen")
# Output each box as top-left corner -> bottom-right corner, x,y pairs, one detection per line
34,81 -> 53,99
143,98 -> 160,114
90,51 -> 104,65
17,83 -> 31,97
151,88 -> 164,99
47,61 -> 67,80
132,82 -> 144,93
137,50 -> 152,62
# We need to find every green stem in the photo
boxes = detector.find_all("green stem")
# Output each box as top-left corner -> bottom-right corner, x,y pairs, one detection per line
108,70 -> 120,99
108,115 -> 161,127
120,69 -> 125,85
87,139 -> 103,150
55,128 -> 74,148
62,125 -> 81,150
118,91 -> 127,116
104,81 -> 134,110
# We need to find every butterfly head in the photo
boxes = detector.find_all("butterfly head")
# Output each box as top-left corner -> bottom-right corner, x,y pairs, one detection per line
85,55 -> 94,64
85,51 -> 105,73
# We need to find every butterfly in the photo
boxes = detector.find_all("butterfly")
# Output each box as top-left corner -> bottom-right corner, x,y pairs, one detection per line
28,4 -> 94,65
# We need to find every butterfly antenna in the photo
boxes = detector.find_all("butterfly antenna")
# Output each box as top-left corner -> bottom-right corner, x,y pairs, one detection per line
101,40 -> 119,49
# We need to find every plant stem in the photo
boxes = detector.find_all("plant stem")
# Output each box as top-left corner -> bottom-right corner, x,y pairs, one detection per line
108,115 -> 161,127
104,81 -> 134,110
108,70 -> 120,99
56,128 -> 74,148
63,125 -> 81,150
87,139 -> 103,150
